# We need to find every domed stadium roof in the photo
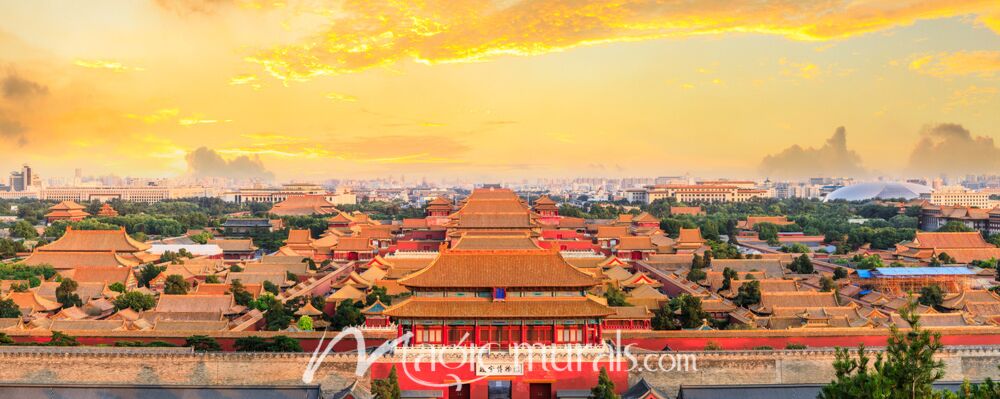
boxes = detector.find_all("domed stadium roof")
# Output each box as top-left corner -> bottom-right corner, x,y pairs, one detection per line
825,182 -> 931,202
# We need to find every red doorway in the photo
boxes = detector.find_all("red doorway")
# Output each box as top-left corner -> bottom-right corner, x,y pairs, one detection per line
529,383 -> 551,399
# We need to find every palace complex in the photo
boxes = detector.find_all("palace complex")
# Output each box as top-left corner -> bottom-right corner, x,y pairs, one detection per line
4,187 -> 1000,398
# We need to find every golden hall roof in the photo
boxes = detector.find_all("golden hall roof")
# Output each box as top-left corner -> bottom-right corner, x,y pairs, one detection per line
36,227 -> 150,253
398,248 -> 599,289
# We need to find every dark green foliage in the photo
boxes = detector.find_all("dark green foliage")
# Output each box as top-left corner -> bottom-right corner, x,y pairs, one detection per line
270,335 -> 303,352
264,300 -> 292,331
937,221 -> 975,233
0,238 -> 28,259
0,298 -> 22,318
919,285 -> 944,308
56,278 -> 82,307
366,285 -> 391,306
262,280 -> 279,295
707,240 -> 741,259
652,294 -> 709,330
788,254 -> 815,274
685,267 -> 706,282
371,366 -> 401,399
137,263 -> 166,287
820,276 -> 836,292
185,335 -> 222,352
160,249 -> 194,264
0,332 -> 15,345
0,264 -> 55,283
591,367 -> 618,399
847,227 -> 915,250
734,280 -> 761,307
9,220 -> 37,239
115,291 -> 156,312
108,282 -> 126,293
234,336 -> 269,352
330,300 -> 363,330
113,291 -> 157,311
47,331 -> 80,346
204,275 -> 221,284
163,274 -> 189,295
785,343 -> 807,349
780,243 -> 811,253
819,303 -> 945,399
719,267 -> 737,292
603,285 -> 630,307
853,255 -> 884,270
44,219 -> 119,238
833,267 -> 848,280
228,279 -> 253,306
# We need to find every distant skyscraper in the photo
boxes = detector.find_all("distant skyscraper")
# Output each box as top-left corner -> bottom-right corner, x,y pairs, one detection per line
8,164 -> 38,192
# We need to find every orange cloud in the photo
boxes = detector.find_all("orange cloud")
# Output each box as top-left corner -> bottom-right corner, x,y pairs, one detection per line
909,51 -> 1000,77
243,0 -> 1000,82
73,59 -> 144,72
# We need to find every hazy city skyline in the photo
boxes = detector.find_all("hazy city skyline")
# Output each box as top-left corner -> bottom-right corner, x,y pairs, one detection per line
2,1 -> 999,181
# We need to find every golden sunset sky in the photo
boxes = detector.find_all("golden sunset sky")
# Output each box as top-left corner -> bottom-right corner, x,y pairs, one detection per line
1,0 -> 999,181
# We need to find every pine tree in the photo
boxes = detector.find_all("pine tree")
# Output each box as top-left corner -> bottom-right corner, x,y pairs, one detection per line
591,367 -> 619,399
819,300 -> 946,399
372,366 -> 402,399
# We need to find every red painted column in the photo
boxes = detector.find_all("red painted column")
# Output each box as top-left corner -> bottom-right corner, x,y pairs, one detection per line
583,321 -> 590,345
474,321 -> 480,347
521,321 -> 527,345
442,324 -> 449,345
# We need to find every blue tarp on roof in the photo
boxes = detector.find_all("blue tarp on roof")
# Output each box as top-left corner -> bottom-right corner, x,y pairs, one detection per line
855,270 -> 873,279
874,267 -> 974,276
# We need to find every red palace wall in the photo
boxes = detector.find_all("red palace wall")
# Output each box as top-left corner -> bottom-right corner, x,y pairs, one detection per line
371,360 -> 630,399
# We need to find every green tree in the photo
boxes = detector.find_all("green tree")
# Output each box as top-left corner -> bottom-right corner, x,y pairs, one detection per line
331,299 -> 363,330
937,252 -> 956,265
270,335 -> 303,352
734,280 -> 761,307
228,279 -> 253,306
591,367 -> 619,399
185,335 -> 221,352
918,285 -> 944,308
113,291 -> 157,311
204,275 -> 221,284
234,336 -> 270,352
603,285 -> 630,307
108,282 -> 126,293
789,254 -> 815,274
297,315 -> 314,331
264,300 -> 292,331
0,298 -> 22,318
137,263 -> 166,287
833,267 -> 848,280
820,276 -> 836,292
56,278 -> 82,307
10,220 -> 38,239
262,280 -> 279,295
819,302 -> 945,399
163,274 -> 190,295
371,365 -> 402,399
855,255 -> 884,270
937,221 -> 974,233
47,331 -> 80,346
685,267 -> 706,282
719,267 -> 737,292
366,285 -> 391,306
